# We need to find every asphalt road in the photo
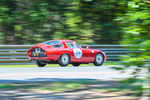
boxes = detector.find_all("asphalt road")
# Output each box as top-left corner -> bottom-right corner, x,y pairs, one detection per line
0,65 -> 148,100
0,65 -> 145,83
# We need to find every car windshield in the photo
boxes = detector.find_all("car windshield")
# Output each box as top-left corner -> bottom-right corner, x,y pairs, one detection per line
41,40 -> 63,48
66,41 -> 80,48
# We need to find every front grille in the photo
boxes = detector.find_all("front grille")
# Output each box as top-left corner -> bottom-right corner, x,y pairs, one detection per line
30,47 -> 47,57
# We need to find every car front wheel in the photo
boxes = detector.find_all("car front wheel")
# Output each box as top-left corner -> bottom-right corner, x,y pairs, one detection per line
58,54 -> 70,67
36,60 -> 47,67
94,53 -> 104,66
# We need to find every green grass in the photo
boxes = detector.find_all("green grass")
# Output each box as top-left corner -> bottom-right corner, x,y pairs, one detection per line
38,82 -> 81,91
94,78 -> 145,96
0,65 -> 38,67
0,61 -> 120,68
0,80 -> 147,96
103,61 -> 123,65
0,64 -> 90,68
0,84 -> 15,89
0,80 -> 101,91
111,66 -> 125,70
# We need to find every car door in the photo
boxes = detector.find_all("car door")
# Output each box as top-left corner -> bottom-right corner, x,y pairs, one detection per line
65,41 -> 83,62
65,41 -> 91,62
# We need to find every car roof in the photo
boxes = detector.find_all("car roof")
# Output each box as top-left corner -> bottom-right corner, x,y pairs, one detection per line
55,39 -> 74,42
41,39 -> 74,44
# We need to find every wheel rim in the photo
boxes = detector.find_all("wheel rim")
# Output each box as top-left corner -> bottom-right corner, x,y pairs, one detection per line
96,54 -> 103,64
62,54 -> 69,65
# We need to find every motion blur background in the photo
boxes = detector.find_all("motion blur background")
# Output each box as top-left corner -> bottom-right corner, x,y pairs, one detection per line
0,0 -> 124,45
0,0 -> 150,46
1,0 -> 150,70
0,0 -> 150,97
0,1 -> 150,69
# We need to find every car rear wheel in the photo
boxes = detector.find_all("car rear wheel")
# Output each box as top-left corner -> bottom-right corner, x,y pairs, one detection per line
36,60 -> 47,67
58,54 -> 70,67
94,53 -> 104,66
72,63 -> 80,66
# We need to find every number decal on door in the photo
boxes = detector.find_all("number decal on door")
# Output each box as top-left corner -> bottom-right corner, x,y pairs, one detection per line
73,48 -> 82,58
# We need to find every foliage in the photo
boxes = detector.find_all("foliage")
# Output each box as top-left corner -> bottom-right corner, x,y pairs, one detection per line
0,0 -> 150,96
116,0 -> 150,96
0,0 -> 123,44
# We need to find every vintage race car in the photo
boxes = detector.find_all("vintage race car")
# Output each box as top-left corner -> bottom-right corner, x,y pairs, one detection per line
27,40 -> 106,67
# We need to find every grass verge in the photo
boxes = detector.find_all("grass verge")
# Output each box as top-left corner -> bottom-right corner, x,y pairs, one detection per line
0,80 -> 101,91
0,61 -> 120,68
0,79 -> 146,96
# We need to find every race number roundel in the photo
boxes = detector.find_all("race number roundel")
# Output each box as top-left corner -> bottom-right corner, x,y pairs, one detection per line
73,48 -> 82,58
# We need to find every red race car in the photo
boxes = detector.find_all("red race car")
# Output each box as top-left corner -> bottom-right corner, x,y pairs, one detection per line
27,40 -> 106,67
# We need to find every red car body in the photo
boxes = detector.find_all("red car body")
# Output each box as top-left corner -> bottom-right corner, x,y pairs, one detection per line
27,40 -> 106,67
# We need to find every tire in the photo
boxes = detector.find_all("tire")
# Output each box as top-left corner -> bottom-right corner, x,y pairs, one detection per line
94,53 -> 104,66
58,54 -> 70,67
72,63 -> 80,66
36,60 -> 47,67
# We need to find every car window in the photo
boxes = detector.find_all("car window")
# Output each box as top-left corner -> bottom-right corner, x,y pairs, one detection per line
42,40 -> 64,48
66,41 -> 79,48
51,43 -> 63,48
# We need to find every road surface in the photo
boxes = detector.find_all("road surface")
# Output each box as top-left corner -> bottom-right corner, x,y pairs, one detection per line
0,65 -> 140,83
0,65 -> 147,100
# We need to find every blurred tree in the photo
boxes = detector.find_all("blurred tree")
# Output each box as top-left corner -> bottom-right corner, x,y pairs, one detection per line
79,0 -> 123,44
62,0 -> 93,44
0,0 -> 123,44
58,0 -> 123,44
0,0 -> 67,44
116,0 -> 150,96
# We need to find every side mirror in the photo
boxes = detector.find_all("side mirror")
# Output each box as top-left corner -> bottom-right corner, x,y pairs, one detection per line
86,46 -> 90,49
